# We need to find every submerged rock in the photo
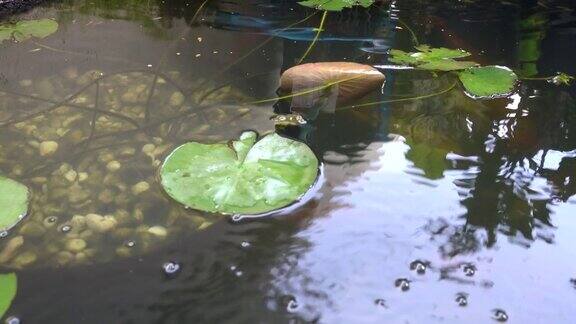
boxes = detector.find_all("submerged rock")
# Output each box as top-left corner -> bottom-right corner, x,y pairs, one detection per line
39,140 -> 58,156
279,62 -> 385,107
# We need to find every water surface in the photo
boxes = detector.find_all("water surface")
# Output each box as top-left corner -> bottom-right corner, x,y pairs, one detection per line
1,0 -> 576,323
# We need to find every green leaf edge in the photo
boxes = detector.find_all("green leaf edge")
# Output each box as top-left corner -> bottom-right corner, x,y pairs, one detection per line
0,273 -> 17,320
0,176 -> 30,232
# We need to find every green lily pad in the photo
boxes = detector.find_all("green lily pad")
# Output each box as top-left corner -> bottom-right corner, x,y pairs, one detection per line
458,66 -> 518,98
0,19 -> 58,43
160,131 -> 319,215
0,176 -> 29,232
298,0 -> 374,11
0,273 -> 17,319
389,45 -> 477,71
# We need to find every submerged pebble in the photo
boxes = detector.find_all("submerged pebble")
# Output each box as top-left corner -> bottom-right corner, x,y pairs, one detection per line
131,181 -> 150,195
66,238 -> 87,252
12,251 -> 37,268
0,236 -> 24,263
147,226 -> 167,238
39,141 -> 59,156
106,161 -> 122,172
86,214 -> 118,233
19,222 -> 46,238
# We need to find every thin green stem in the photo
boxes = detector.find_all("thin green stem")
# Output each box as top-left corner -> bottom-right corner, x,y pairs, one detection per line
398,18 -> 419,47
246,74 -> 363,105
297,10 -> 328,65
192,11 -> 318,93
338,80 -> 458,111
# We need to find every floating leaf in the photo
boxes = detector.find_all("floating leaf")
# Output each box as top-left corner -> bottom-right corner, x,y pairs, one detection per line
0,176 -> 29,232
160,131 -> 319,215
389,46 -> 477,71
414,45 -> 472,60
458,66 -> 518,98
0,273 -> 17,319
417,60 -> 477,72
0,19 -> 58,43
298,0 -> 374,11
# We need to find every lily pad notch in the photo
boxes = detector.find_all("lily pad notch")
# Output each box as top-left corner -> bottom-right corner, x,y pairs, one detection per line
160,131 -> 319,215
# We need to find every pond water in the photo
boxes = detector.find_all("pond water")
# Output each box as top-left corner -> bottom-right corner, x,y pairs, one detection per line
1,0 -> 576,322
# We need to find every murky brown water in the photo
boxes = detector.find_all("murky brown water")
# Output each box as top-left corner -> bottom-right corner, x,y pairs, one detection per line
1,0 -> 576,323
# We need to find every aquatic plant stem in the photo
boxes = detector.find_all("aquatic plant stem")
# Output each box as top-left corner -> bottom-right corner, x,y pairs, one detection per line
297,10 -> 328,65
339,80 -> 458,110
31,41 -> 137,66
398,18 -> 419,47
246,74 -> 364,105
192,11 -> 318,93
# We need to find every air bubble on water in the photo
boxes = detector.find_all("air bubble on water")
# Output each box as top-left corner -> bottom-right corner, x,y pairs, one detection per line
463,263 -> 476,277
231,214 -> 243,222
125,240 -> 136,248
230,265 -> 237,271
235,270 -> 243,277
455,293 -> 468,307
162,261 -> 181,276
410,260 -> 428,275
5,316 -> 20,324
60,225 -> 72,233
492,309 -> 508,322
241,241 -> 251,248
0,230 -> 8,238
47,216 -> 57,223
395,278 -> 410,291
374,299 -> 388,308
